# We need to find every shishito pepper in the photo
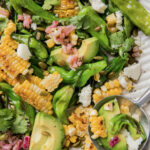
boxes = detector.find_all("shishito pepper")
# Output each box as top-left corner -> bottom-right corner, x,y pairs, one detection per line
49,60 -> 107,87
112,0 -> 150,35
12,34 -> 48,59
53,85 -> 74,124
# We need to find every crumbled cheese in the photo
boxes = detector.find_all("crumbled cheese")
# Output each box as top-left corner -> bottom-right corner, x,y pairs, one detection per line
121,129 -> 143,150
31,23 -> 37,30
89,109 -> 98,116
115,11 -> 123,31
68,126 -> 76,136
118,74 -> 128,88
17,44 -> 32,60
124,63 -> 142,81
78,85 -> 92,107
89,0 -> 107,14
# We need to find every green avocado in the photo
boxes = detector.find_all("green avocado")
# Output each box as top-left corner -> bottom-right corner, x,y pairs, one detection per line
78,37 -> 99,63
29,112 -> 64,150
50,37 -> 99,67
98,99 -> 127,150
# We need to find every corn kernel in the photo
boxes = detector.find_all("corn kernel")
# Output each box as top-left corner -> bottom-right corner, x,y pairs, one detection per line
46,39 -> 55,48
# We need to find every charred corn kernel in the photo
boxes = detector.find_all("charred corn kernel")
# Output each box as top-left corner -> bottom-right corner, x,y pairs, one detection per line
83,134 -> 97,150
70,136 -> 77,143
69,31 -> 78,46
106,13 -> 117,27
0,21 -> 30,79
89,115 -> 107,139
14,80 -> 53,114
127,83 -> 134,91
45,39 -> 55,48
41,71 -> 63,92
94,73 -> 100,82
0,7 -> 9,18
107,26 -> 118,33
65,139 -> 70,147
54,0 -> 78,18
93,80 -> 122,104
37,27 -> 45,31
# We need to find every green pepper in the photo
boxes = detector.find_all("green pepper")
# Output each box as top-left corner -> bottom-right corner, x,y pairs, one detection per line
12,34 -> 48,59
53,85 -> 74,124
9,0 -> 68,23
110,114 -> 146,140
112,0 -> 150,35
49,60 -> 107,87
78,6 -> 111,51
0,82 -> 35,132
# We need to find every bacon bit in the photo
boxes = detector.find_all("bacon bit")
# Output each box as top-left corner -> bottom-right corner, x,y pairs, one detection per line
1,144 -> 12,150
23,14 -> 32,29
0,7 -> 9,17
17,14 -> 32,29
67,54 -> 83,70
45,21 -> 59,34
17,15 -> 24,22
109,136 -> 120,147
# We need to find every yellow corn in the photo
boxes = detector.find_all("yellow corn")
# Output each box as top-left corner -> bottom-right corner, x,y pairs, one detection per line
0,21 -> 30,79
45,39 -> 55,48
41,71 -> 63,92
120,104 -> 130,114
106,13 -> 118,33
69,136 -> 77,143
14,80 -> 53,114
93,80 -> 122,104
54,0 -> 78,18
89,114 -> 107,139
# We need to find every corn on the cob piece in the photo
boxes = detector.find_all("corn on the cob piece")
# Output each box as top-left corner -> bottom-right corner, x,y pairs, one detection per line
54,0 -> 78,18
93,80 -> 122,104
89,109 -> 107,139
0,21 -> 30,79
41,71 -> 63,92
14,80 -> 53,114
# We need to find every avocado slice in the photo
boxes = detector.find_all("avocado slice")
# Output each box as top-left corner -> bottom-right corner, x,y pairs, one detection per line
29,112 -> 64,150
98,99 -> 127,150
50,37 -> 99,67
78,37 -> 99,63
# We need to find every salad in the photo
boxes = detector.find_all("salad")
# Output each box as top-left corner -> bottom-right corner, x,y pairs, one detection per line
0,0 -> 149,149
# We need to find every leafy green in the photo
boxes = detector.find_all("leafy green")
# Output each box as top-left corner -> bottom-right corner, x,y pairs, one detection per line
42,0 -> 60,10
0,16 -> 8,32
32,15 -> 44,25
0,109 -> 14,132
11,113 -> 28,134
110,31 -> 125,50
76,30 -> 90,39
70,15 -> 90,30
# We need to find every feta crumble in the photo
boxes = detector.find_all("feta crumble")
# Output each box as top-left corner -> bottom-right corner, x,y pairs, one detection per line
115,11 -> 123,31
89,0 -> 107,14
17,44 -> 32,60
78,85 -> 92,107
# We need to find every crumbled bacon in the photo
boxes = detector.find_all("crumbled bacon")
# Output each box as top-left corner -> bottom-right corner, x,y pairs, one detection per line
12,140 -> 22,150
0,7 -> 9,17
45,21 -> 59,34
67,54 -> 83,70
17,13 -> 32,29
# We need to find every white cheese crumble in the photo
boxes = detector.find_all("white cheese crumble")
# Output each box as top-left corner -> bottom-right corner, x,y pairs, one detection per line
78,85 -> 92,107
31,23 -> 37,30
124,63 -> 142,81
89,109 -> 98,116
121,129 -> 143,150
115,11 -> 123,31
89,0 -> 107,14
17,44 -> 32,60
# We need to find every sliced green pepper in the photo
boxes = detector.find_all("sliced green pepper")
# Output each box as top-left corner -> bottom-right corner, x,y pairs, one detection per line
53,85 -> 74,124
12,34 -> 48,59
112,0 -> 150,35
49,60 -> 107,87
